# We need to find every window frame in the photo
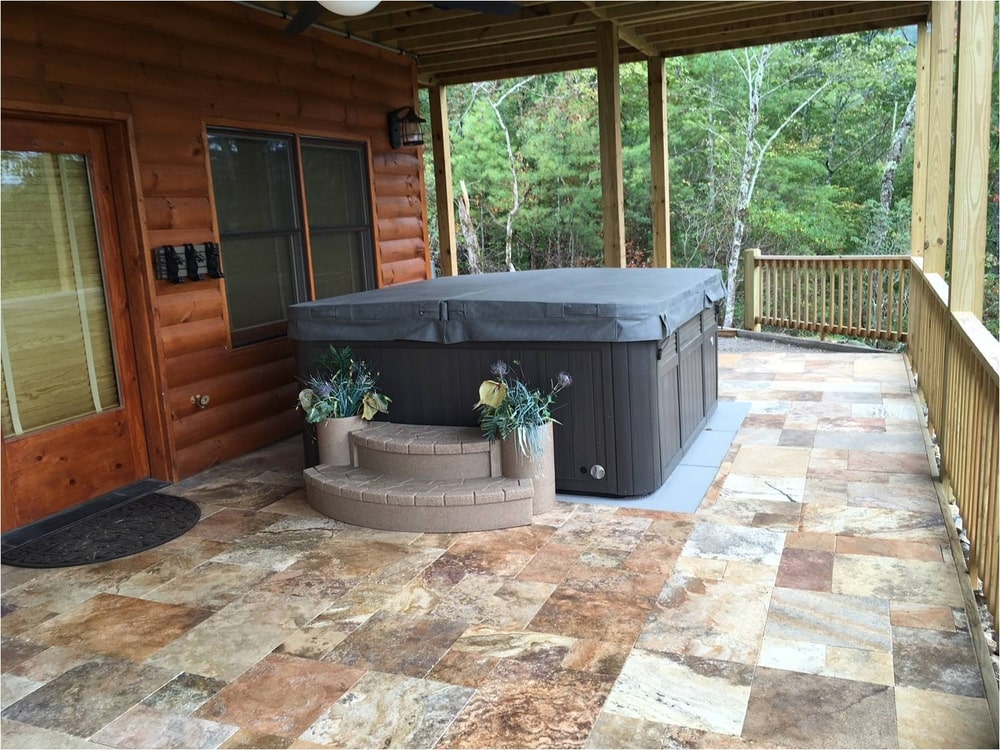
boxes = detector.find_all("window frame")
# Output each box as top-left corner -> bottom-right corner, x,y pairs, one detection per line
206,125 -> 377,348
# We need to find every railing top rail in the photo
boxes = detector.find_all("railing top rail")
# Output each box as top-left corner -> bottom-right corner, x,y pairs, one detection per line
755,254 -> 910,263
952,311 -> 1000,385
910,257 -> 952,308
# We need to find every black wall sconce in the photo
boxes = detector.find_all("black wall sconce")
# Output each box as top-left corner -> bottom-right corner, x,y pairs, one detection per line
388,106 -> 426,149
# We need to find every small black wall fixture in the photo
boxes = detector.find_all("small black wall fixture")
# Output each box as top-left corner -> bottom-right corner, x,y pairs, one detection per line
154,242 -> 225,284
388,106 -> 426,149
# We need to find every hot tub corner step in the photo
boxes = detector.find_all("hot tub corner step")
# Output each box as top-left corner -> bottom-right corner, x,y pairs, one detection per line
352,423 -> 499,480
303,465 -> 533,533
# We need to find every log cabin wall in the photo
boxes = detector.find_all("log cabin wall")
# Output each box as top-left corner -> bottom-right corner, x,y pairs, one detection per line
1,1 -> 430,481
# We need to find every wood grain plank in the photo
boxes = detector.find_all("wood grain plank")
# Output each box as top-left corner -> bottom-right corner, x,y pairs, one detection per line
144,196 -> 215,232
175,409 -> 300,478
160,317 -> 230,360
140,162 -> 211,198
381,257 -> 429,286
165,338 -> 295,389
157,287 -> 226,328
167,355 -> 296,418
173,383 -> 299,451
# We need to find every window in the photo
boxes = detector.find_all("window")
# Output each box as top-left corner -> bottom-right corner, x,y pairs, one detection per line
207,128 -> 375,346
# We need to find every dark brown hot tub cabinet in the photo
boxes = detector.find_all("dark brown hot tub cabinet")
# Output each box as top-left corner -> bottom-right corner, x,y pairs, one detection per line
289,268 -> 725,497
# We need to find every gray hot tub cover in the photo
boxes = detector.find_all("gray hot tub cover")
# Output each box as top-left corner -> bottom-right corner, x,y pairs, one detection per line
289,267 -> 725,344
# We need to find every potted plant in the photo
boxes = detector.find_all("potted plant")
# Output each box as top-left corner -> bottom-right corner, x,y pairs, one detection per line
474,361 -> 571,513
298,346 -> 390,466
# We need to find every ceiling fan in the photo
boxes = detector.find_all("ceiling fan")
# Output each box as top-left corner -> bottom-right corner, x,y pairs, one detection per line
284,0 -> 520,35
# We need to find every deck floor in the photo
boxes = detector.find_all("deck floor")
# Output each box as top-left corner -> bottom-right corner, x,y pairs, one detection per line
2,345 -> 997,748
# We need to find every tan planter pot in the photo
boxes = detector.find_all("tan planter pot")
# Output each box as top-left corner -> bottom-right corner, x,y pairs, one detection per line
316,415 -> 365,466
500,422 -> 556,514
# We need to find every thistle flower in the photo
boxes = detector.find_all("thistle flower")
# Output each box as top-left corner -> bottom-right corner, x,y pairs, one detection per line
490,360 -> 510,377
556,371 -> 573,389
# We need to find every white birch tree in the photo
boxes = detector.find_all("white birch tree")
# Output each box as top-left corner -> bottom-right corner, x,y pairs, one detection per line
721,46 -> 831,328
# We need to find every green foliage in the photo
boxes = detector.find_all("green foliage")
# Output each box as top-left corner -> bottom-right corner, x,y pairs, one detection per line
474,361 -> 572,456
424,26 -> 997,339
297,346 -> 390,423
751,152 -> 862,254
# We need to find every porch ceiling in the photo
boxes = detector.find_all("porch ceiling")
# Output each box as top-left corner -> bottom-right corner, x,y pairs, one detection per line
248,1 -> 931,85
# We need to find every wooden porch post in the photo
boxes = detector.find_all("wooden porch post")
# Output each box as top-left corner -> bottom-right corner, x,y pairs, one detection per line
910,20 -> 931,258
948,0 -> 992,316
597,21 -> 626,268
923,0 -> 956,276
648,57 -> 671,268
429,85 -> 458,276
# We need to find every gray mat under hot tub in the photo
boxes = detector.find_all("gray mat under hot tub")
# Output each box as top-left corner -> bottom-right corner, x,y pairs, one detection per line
560,401 -> 751,513
290,268 -> 726,344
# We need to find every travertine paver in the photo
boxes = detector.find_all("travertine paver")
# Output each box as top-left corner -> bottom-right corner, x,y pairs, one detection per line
1,346 -> 995,749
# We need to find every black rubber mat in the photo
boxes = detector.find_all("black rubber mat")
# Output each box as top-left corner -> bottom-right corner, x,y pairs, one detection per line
1,493 -> 201,568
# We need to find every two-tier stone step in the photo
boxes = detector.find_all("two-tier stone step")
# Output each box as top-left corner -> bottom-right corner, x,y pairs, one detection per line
351,423 -> 501,480
302,422 -> 538,533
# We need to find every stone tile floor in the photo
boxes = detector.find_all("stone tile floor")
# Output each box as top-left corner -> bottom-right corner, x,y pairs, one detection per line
2,347 -> 997,748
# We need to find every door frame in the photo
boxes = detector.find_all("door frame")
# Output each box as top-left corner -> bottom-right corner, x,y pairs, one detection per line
1,105 -> 172,530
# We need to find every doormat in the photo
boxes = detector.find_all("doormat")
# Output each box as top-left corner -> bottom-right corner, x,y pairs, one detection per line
1,493 -> 201,568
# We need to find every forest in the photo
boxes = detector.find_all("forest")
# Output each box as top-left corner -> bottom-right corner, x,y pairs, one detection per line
420,26 -> 999,339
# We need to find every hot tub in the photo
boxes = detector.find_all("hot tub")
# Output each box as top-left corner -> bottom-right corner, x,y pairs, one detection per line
289,267 -> 725,497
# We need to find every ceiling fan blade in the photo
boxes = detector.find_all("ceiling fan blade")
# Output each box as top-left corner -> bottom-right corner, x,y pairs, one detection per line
284,1 -> 327,35
432,1 -> 520,15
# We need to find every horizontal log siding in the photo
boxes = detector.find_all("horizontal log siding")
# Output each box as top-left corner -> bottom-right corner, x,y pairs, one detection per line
2,1 -> 429,479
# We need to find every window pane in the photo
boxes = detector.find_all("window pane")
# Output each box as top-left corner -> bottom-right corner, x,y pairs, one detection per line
208,133 -> 297,234
311,231 -> 368,299
302,141 -> 368,227
1,151 -> 120,436
220,235 -> 297,337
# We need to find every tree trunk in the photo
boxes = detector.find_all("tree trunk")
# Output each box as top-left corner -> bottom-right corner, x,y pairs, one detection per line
722,47 -> 769,329
721,47 -> 830,328
869,91 -> 917,253
483,77 -> 534,273
458,180 -> 483,274
487,95 -> 520,272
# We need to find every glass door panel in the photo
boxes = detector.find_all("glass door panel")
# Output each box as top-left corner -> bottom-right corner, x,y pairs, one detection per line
1,150 -> 120,436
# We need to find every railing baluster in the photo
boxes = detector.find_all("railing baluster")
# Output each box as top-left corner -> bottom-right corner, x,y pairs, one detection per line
744,254 -> 912,343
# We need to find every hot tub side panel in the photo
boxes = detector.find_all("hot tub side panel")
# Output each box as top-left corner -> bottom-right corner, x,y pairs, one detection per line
611,341 -> 663,496
294,305 -> 719,499
296,339 -> 623,495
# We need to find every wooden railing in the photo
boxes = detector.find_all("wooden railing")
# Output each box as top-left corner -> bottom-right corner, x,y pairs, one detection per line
743,250 -> 910,342
908,257 -> 999,628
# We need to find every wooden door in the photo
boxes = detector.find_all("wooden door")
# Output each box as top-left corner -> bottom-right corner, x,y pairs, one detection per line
1,118 -> 148,531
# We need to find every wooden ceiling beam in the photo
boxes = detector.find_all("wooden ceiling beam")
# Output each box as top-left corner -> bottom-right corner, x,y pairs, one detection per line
637,1 -> 925,39
579,1 -> 658,56
417,32 -> 597,70
643,5 -> 929,48
632,1 -> 863,35
421,48 -> 647,87
659,13 -> 928,58
245,1 -> 932,86
332,2 -> 539,36
420,38 -> 641,75
370,2 -> 607,47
